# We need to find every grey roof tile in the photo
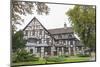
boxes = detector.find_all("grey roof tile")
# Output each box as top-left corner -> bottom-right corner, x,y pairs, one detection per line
48,27 -> 73,34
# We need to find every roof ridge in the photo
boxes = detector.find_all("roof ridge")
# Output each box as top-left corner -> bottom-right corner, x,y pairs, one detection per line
48,27 -> 72,30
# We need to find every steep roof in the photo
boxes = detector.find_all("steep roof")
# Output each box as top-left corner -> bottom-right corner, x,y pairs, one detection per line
23,17 -> 56,40
23,17 -> 35,31
48,27 -> 73,34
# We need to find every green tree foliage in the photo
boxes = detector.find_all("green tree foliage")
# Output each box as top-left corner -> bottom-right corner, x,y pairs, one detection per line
66,5 -> 96,50
11,0 -> 50,51
12,30 -> 26,52
11,0 -> 49,32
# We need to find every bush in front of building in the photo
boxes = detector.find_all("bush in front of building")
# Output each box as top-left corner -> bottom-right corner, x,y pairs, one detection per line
12,52 -> 18,63
25,54 -> 39,61
59,55 -> 69,57
46,56 -> 65,62
12,49 -> 39,63
77,50 -> 90,57
77,54 -> 90,57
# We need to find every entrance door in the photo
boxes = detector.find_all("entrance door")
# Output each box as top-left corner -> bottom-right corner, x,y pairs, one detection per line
54,47 -> 57,56
70,47 -> 74,55
44,47 -> 51,56
36,47 -> 41,57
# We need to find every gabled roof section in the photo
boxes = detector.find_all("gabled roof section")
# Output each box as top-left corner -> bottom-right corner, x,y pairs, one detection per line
23,17 -> 56,40
23,17 -> 36,31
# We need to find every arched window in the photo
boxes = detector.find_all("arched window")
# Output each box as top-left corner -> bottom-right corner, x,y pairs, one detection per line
30,49 -> 33,53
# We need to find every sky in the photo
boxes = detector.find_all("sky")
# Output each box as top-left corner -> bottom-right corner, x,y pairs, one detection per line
17,3 -> 74,30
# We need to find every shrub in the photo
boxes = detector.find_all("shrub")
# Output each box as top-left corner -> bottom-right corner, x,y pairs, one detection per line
12,53 -> 17,63
77,54 -> 90,57
59,55 -> 69,57
22,54 -> 39,61
46,56 -> 65,62
12,49 -> 39,63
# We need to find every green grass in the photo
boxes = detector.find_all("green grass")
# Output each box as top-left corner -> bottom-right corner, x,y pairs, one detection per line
12,56 -> 91,66
12,58 -> 46,66
63,56 -> 90,62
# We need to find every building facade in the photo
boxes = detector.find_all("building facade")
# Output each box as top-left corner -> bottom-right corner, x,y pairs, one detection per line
23,17 -> 84,57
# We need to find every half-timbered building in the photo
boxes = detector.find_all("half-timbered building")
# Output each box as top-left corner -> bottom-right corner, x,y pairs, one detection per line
23,17 -> 84,57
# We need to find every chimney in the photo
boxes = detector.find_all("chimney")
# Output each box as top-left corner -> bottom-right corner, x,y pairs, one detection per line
64,22 -> 67,29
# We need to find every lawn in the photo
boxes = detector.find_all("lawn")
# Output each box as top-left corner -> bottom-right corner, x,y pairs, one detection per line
12,56 -> 91,66
63,56 -> 90,62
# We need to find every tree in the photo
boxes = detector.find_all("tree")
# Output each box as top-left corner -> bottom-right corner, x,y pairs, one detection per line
66,5 -> 96,54
12,49 -> 39,62
11,1 -> 50,51
12,30 -> 26,52
11,0 -> 50,32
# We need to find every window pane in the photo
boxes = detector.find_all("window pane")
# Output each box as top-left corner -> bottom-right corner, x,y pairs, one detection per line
37,47 -> 41,53
30,49 -> 33,53
70,40 -> 73,45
